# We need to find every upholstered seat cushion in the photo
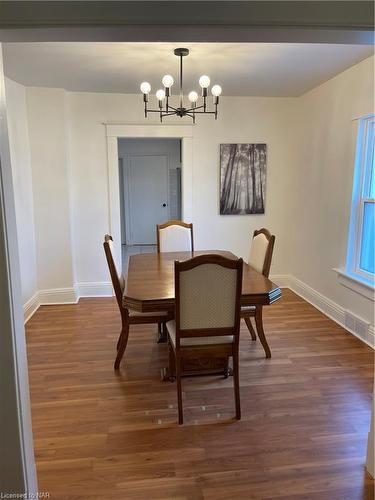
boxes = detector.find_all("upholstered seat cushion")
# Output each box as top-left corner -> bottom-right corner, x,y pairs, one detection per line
129,309 -> 168,317
240,305 -> 256,317
166,320 -> 234,347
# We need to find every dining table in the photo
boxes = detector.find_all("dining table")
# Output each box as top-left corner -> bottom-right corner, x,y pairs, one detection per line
122,250 -> 282,377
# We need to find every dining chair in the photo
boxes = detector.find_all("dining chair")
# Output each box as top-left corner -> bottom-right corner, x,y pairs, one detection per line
103,234 -> 172,370
241,228 -> 275,358
166,254 -> 243,424
157,220 -> 194,253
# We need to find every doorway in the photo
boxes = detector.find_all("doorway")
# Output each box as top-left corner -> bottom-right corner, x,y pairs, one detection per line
118,138 -> 181,271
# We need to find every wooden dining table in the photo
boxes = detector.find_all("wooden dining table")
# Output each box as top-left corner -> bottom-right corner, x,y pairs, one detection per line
123,250 -> 281,381
123,250 -> 281,312
123,250 -> 281,372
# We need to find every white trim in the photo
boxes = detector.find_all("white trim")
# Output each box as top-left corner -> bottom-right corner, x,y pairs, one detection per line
287,275 -> 374,349
38,287 -> 78,305
334,268 -> 374,301
269,274 -> 291,288
75,281 -> 113,297
346,115 -> 375,284
23,292 -> 39,323
0,44 -> 38,495
24,282 -> 114,322
271,273 -> 374,348
352,113 -> 375,122
105,123 -> 193,139
23,275 -> 374,350
366,397 -> 375,478
368,325 -> 375,347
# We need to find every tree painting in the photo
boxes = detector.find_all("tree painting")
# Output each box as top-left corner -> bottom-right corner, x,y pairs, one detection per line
220,143 -> 267,215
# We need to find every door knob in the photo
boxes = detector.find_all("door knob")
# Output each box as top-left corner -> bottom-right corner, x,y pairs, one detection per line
162,203 -> 167,207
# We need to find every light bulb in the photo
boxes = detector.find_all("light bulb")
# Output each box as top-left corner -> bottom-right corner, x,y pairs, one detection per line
211,85 -> 222,97
162,74 -> 174,88
140,82 -> 151,94
188,91 -> 198,103
156,89 -> 166,101
199,75 -> 210,88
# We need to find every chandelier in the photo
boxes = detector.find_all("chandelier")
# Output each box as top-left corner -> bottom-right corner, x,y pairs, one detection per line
140,48 -> 222,123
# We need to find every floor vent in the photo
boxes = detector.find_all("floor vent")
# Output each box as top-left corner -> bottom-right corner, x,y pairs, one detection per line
344,311 -> 370,341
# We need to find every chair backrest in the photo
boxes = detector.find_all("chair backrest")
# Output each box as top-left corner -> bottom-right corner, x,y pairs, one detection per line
103,234 -> 125,310
174,254 -> 243,347
248,228 -> 275,278
157,220 -> 194,253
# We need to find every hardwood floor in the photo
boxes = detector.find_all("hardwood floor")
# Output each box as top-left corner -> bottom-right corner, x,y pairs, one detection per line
25,289 -> 374,499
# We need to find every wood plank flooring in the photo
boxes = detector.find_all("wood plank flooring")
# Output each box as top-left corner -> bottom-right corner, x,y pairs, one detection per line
25,289 -> 374,499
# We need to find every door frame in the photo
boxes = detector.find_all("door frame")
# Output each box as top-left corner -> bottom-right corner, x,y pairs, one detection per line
123,152 -> 171,245
0,45 -> 38,495
105,123 -> 193,269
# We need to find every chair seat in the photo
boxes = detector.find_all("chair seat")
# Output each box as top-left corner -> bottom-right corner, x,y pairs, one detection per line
240,305 -> 256,317
129,309 -> 168,318
166,320 -> 234,347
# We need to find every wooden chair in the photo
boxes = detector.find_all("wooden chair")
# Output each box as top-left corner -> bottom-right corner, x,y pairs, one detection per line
157,220 -> 194,253
166,254 -> 243,424
241,228 -> 275,358
103,235 -> 172,370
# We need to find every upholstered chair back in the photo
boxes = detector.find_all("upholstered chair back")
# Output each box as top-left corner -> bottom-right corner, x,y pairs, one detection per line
175,255 -> 243,332
103,235 -> 125,310
157,220 -> 193,253
248,229 -> 275,277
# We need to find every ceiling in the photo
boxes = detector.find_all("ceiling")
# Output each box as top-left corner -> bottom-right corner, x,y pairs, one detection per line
3,42 -> 374,97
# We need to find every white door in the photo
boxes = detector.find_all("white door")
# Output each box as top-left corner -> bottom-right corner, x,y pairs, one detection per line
125,154 -> 169,245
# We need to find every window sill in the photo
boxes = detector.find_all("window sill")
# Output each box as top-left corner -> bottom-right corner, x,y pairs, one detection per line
334,268 -> 375,301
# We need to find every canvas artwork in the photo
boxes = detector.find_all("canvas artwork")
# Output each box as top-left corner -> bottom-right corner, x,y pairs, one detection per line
220,143 -> 267,215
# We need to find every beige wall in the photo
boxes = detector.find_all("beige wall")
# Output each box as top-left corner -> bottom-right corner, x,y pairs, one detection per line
67,92 -> 298,284
5,78 -> 37,305
26,87 -> 76,293
4,55 -> 374,337
292,56 -> 374,325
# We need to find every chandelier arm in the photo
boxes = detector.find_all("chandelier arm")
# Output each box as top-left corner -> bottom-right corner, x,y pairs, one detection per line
185,104 -> 205,113
145,107 -> 179,114
162,112 -> 180,117
190,110 -> 217,115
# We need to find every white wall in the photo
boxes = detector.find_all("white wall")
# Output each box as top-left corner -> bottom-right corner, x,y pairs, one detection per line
293,56 -> 374,326
5,78 -> 38,306
4,55 -> 374,338
67,92 -> 298,284
26,87 -> 76,295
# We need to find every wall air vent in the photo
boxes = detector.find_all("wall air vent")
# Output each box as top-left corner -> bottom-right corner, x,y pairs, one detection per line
344,311 -> 370,341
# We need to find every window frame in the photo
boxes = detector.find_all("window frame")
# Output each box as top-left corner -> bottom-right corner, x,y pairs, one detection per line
346,114 -> 375,286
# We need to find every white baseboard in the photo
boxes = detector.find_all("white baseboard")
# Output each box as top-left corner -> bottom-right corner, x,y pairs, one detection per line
269,274 -> 291,288
287,275 -> 374,349
24,282 -> 114,323
23,276 -> 374,349
75,281 -> 113,297
23,292 -> 40,323
368,326 -> 375,347
38,287 -> 78,306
